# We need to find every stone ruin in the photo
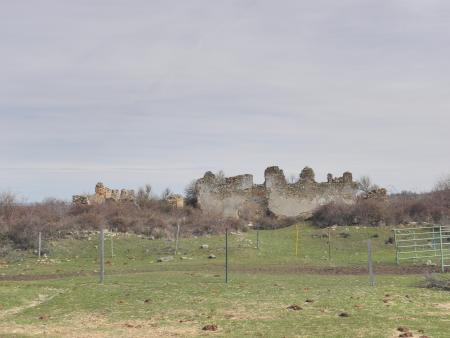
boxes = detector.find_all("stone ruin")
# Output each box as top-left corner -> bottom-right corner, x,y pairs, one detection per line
362,188 -> 388,201
195,166 -> 359,218
72,182 -> 135,205
166,194 -> 185,209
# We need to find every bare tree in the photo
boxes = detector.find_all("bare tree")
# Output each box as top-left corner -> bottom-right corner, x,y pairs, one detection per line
184,180 -> 198,207
161,188 -> 172,200
136,184 -> 153,207
0,192 -> 17,230
357,176 -> 379,194
434,174 -> 450,191
215,170 -> 226,184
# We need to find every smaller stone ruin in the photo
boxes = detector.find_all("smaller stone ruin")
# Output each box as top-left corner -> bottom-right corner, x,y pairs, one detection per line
166,194 -> 185,209
362,188 -> 388,201
72,182 -> 135,205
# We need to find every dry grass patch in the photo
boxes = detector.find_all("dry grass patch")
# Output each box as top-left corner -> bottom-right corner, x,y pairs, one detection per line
0,313 -> 201,337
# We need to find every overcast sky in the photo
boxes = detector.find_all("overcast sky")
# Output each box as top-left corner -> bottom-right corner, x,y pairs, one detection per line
1,0 -> 449,201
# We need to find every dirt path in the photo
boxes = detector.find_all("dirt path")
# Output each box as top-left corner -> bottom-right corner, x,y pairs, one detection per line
0,264 -> 440,282
0,293 -> 58,319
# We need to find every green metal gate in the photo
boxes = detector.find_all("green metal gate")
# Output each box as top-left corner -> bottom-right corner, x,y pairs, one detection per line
394,225 -> 450,272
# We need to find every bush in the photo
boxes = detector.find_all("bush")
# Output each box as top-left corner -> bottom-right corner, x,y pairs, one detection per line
310,202 -> 353,228
423,274 -> 450,291
312,188 -> 450,228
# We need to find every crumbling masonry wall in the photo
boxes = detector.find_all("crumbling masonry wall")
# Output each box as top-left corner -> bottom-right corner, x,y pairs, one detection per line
73,182 -> 135,205
195,166 -> 358,218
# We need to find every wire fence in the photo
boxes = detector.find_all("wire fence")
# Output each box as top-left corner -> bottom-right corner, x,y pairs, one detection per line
3,225 -> 446,284
394,225 -> 450,272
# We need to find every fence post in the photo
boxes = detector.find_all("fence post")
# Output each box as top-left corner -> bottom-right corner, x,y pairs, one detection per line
439,226 -> 445,273
99,227 -> 105,284
256,228 -> 260,250
393,230 -> 399,265
175,221 -> 181,255
38,232 -> 42,259
328,228 -> 332,261
368,239 -> 375,286
225,228 -> 228,284
295,224 -> 299,256
110,231 -> 114,258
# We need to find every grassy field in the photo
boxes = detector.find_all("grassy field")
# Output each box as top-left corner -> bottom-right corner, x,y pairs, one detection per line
0,224 -> 449,337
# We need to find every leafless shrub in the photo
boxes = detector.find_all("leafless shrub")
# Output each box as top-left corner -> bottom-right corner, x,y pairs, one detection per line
184,180 -> 198,207
310,202 -> 354,228
312,188 -> 449,227
423,274 -> 450,291
357,176 -> 379,195
434,174 -> 450,192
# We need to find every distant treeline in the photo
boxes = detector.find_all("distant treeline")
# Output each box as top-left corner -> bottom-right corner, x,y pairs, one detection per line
0,175 -> 449,253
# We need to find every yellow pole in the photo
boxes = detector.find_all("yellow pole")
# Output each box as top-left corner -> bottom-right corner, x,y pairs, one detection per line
295,224 -> 299,256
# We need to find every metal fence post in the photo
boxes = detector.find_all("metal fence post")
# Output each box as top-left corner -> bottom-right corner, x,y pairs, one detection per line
439,226 -> 445,273
393,230 -> 399,265
328,228 -> 332,261
368,239 -> 375,286
175,221 -> 181,255
99,227 -> 105,284
256,228 -> 260,250
38,232 -> 42,259
225,228 -> 228,284
111,231 -> 114,258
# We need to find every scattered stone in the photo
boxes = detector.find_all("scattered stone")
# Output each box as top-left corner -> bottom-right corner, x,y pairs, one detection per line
38,315 -> 49,321
180,256 -> 192,260
339,232 -> 351,238
399,333 -> 413,337
339,312 -> 350,317
202,324 -> 218,331
144,299 -> 151,303
385,237 -> 394,244
157,256 -> 174,262
305,299 -> 314,303
208,254 -> 217,259
200,244 -> 209,249
287,304 -> 302,311
397,327 -> 409,332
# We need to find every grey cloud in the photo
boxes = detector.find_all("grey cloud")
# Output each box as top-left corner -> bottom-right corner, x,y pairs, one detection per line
1,0 -> 449,200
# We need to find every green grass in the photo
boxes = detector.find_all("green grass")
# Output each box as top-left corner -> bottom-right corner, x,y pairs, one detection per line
1,224 -> 405,277
0,224 -> 449,337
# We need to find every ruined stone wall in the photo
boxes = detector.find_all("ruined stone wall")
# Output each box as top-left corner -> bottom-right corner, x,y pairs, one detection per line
72,182 -> 135,205
195,166 -> 359,218
264,167 -> 357,217
195,172 -> 260,218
